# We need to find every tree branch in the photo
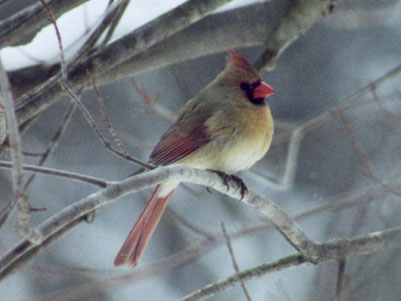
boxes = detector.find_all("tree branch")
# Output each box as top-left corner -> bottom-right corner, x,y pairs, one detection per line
4,182 -> 387,297
13,0 -> 234,126
0,56 -> 28,232
0,165 -> 317,279
2,164 -> 398,284
180,227 -> 401,301
0,0 -> 90,48
0,160 -> 109,188
7,1 -> 283,98
254,0 -> 335,71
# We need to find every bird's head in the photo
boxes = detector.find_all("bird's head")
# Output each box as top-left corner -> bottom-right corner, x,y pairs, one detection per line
216,50 -> 274,105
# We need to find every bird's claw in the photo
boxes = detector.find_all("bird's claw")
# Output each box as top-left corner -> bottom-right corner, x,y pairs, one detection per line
208,170 -> 248,200
229,174 -> 248,200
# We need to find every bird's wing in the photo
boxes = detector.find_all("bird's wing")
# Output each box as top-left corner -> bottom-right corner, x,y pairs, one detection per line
149,122 -> 211,166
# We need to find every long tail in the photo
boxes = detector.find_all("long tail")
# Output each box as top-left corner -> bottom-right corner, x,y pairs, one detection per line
114,183 -> 176,266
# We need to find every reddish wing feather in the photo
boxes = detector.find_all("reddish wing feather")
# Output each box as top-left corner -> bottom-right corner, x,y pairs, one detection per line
150,124 -> 210,166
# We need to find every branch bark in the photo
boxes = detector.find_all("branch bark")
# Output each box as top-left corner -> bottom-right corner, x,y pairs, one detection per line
0,56 -> 26,228
5,0 -> 331,139
1,165 -> 399,285
13,0 -> 234,126
0,160 -> 108,188
0,165 -> 316,279
7,1 -> 284,98
0,0 -> 90,48
254,0 -> 335,71
180,227 -> 401,301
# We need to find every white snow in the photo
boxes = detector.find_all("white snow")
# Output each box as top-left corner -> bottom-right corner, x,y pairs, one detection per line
0,0 -> 263,70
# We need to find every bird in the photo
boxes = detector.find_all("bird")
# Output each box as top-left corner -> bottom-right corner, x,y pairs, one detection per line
114,50 -> 275,267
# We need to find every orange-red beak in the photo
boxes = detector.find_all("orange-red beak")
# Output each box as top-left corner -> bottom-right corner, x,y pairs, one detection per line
253,81 -> 274,99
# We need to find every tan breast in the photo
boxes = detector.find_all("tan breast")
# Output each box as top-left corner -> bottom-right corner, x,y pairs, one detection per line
178,103 -> 274,174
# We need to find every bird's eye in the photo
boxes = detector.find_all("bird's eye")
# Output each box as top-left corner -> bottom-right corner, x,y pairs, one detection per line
240,82 -> 253,100
252,81 -> 261,89
240,80 -> 264,105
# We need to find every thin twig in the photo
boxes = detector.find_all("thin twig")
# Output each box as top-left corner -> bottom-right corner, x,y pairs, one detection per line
131,80 -> 177,122
13,0 -> 235,126
87,69 -> 126,155
0,0 -> 14,9
180,226 -> 401,301
0,0 -> 89,48
254,0 -> 335,71
0,102 -> 5,144
100,0 -> 131,48
0,161 -> 109,187
62,82 -> 153,168
333,106 -> 373,176
40,0 -> 67,79
43,0 -> 146,166
40,1 -> 152,169
255,63 -> 401,191
166,209 -> 215,241
370,83 -> 400,124
25,185 -> 389,299
0,173 -> 394,285
0,55 -> 38,242
334,106 -> 401,199
68,0 -> 129,69
335,258 -> 346,301
359,169 -> 401,198
180,254 -> 308,301
24,101 -> 76,190
221,222 -> 252,301
0,165 -> 320,277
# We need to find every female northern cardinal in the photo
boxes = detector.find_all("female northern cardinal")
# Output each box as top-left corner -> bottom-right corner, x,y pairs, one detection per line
114,50 -> 275,266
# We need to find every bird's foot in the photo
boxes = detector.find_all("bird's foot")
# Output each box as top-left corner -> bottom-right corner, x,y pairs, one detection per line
208,170 -> 248,200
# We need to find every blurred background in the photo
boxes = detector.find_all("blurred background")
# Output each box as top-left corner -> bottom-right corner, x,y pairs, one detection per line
0,0 -> 400,300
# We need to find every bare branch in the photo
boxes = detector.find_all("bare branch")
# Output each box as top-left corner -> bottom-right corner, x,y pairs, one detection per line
254,0 -> 335,71
180,254 -> 308,301
370,83 -> 400,124
0,0 -> 15,9
7,1 -> 279,98
88,70 -> 126,155
47,186 -> 392,298
335,258 -> 346,301
40,0 -> 150,169
99,0 -> 131,48
2,163 -> 398,281
24,101 -> 76,189
68,0 -> 131,70
333,107 -> 373,176
0,160 -> 109,187
132,79 -> 177,122
1,180 -> 388,294
259,62 -> 401,191
13,0 -> 234,126
0,0 -> 90,48
0,165 -> 317,278
221,222 -> 251,301
39,0 -> 67,80
3,165 -> 395,283
0,56 -> 31,237
180,227 -> 401,301
165,208 -> 215,241
0,90 -> 5,144
61,80 -> 153,169
0,58 -> 24,193
317,227 -> 401,260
